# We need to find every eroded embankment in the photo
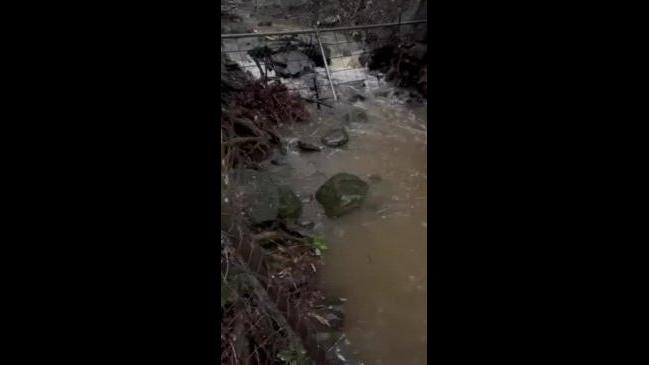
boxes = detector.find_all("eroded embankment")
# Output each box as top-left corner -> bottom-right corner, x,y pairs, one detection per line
221,54 -> 351,365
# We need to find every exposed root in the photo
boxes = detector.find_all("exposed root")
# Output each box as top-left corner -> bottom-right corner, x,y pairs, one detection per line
222,80 -> 309,170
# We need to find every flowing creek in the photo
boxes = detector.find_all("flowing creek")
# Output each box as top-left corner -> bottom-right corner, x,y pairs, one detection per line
263,95 -> 427,364
224,25 -> 427,364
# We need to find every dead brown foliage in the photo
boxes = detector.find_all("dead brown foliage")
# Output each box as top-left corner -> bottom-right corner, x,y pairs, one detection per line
221,81 -> 310,170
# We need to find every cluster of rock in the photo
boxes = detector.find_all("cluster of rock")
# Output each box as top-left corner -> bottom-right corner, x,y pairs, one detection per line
294,108 -> 367,154
234,168 -> 369,225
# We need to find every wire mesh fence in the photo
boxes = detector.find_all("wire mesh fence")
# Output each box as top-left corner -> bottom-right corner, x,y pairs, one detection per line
221,20 -> 426,105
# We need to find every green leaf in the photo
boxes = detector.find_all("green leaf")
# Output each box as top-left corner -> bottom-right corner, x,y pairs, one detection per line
309,236 -> 328,256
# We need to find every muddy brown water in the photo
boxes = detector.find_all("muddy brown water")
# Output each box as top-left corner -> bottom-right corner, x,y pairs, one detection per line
263,96 -> 427,365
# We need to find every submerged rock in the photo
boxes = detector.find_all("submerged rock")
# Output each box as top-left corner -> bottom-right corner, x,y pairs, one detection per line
297,139 -> 322,152
321,128 -> 349,147
277,185 -> 302,220
316,173 -> 369,217
344,108 -> 368,123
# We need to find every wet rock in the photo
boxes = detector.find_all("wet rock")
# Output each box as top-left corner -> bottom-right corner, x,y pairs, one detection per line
321,129 -> 349,147
316,173 -> 369,217
297,139 -> 322,152
229,169 -> 280,225
282,222 -> 312,241
271,51 -> 314,78
277,185 -> 302,220
270,158 -> 285,166
235,176 -> 302,223
221,54 -> 249,100
248,181 -> 280,225
344,108 -> 368,123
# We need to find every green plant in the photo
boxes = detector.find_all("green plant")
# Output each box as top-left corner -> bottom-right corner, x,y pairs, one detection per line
309,236 -> 328,256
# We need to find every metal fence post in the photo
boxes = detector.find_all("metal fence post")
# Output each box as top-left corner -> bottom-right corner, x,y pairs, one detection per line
315,27 -> 338,102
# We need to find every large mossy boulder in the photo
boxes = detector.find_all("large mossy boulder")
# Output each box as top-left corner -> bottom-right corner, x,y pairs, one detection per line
248,182 -> 281,225
315,173 -> 369,218
230,169 -> 279,225
230,169 -> 302,224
